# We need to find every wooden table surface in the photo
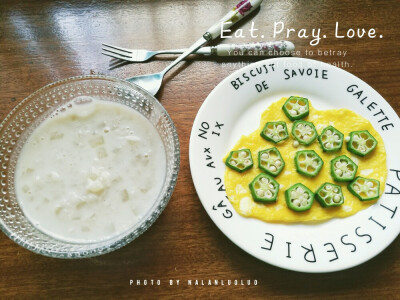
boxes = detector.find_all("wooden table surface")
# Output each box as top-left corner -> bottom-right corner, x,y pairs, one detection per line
1,0 -> 399,298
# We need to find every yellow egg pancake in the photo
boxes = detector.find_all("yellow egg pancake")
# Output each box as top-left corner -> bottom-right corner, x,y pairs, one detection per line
223,97 -> 387,223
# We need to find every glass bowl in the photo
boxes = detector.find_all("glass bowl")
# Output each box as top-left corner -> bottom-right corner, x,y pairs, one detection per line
0,75 -> 180,258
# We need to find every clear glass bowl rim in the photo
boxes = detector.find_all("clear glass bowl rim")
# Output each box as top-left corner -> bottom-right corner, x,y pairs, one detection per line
0,75 -> 180,258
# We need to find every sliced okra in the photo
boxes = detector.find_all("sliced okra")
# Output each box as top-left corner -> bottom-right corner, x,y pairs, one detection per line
348,176 -> 380,201
294,150 -> 323,177
318,126 -> 344,152
291,120 -> 318,145
282,96 -> 309,121
285,183 -> 314,212
347,130 -> 377,156
315,183 -> 344,207
258,147 -> 285,176
249,173 -> 279,203
330,155 -> 357,182
260,121 -> 289,143
225,149 -> 253,172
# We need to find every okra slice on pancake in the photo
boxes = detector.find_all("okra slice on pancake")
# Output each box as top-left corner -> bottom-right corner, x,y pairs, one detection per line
282,96 -> 309,121
225,148 -> 253,172
285,183 -> 314,212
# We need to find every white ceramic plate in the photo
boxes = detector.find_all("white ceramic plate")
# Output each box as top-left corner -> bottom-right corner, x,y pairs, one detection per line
189,57 -> 400,273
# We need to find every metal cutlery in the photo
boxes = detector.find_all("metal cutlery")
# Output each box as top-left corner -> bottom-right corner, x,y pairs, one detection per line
123,0 -> 264,96
102,41 -> 295,62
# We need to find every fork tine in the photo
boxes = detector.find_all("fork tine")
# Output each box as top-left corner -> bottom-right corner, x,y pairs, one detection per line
101,51 -> 131,61
109,60 -> 131,70
102,43 -> 133,54
102,46 -> 133,58
109,57 -> 128,66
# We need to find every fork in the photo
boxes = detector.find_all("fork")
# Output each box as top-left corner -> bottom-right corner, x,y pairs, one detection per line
122,0 -> 264,96
102,41 -> 295,62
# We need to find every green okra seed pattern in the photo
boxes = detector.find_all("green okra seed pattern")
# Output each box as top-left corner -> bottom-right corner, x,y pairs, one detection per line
348,177 -> 380,201
295,150 -> 323,177
292,120 -> 317,145
258,147 -> 285,176
261,121 -> 289,143
315,183 -> 344,207
225,149 -> 253,172
330,155 -> 357,182
347,130 -> 377,156
318,126 -> 344,152
249,173 -> 279,203
285,183 -> 314,211
282,96 -> 309,121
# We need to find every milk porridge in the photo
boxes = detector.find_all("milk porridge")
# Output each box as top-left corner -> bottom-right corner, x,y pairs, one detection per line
15,97 -> 166,243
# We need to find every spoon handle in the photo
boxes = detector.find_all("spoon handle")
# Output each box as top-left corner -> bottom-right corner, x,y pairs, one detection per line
204,0 -> 264,41
161,0 -> 264,75
204,41 -> 295,56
